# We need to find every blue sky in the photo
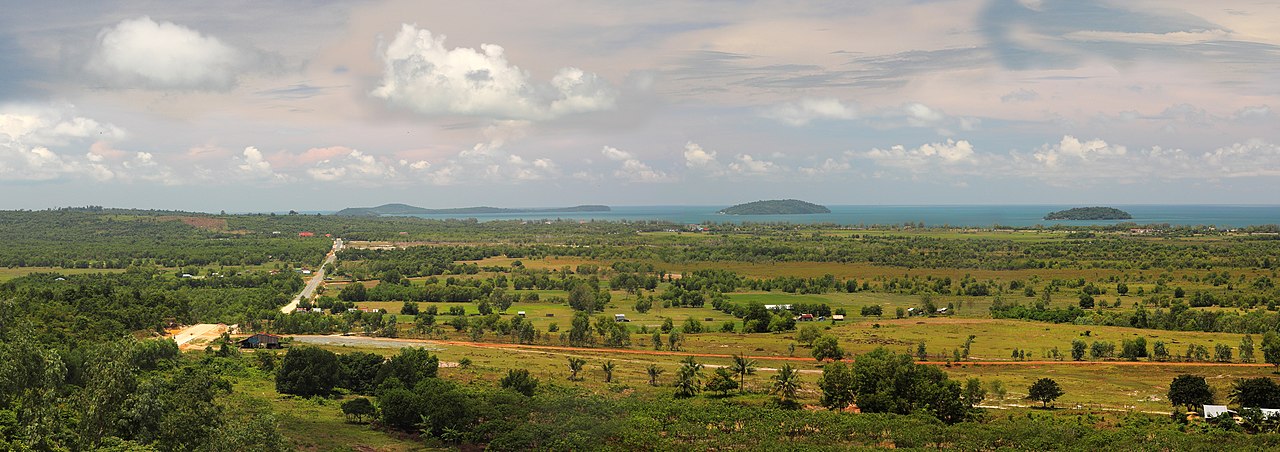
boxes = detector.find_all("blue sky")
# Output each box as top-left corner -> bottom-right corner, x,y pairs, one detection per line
1,0 -> 1278,211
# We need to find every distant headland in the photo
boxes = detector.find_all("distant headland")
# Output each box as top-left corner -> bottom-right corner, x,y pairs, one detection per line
717,199 -> 831,215
333,203 -> 611,217
1044,207 -> 1133,221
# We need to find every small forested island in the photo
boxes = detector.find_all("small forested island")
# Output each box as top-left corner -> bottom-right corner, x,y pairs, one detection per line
334,203 -> 610,216
1044,206 -> 1132,220
717,199 -> 831,215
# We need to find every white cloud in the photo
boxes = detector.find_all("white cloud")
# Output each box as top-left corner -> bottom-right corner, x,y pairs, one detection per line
412,122 -> 558,185
860,139 -> 978,172
601,146 -> 668,182
235,146 -> 291,182
87,16 -> 251,90
799,158 -> 852,175
601,146 -> 633,161
371,25 -> 616,120
728,154 -> 779,175
0,106 -> 129,182
763,98 -> 857,126
682,142 -> 720,170
1030,135 -> 1126,168
307,149 -> 399,182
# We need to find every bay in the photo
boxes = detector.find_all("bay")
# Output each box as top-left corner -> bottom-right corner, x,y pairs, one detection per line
389,204 -> 1280,227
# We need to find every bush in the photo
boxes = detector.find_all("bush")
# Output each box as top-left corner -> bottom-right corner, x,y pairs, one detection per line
500,369 -> 539,396
341,397 -> 376,423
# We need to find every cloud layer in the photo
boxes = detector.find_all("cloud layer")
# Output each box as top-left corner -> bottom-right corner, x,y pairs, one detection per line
371,25 -> 616,121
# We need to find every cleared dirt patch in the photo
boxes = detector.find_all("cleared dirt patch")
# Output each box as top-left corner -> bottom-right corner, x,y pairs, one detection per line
158,216 -> 228,231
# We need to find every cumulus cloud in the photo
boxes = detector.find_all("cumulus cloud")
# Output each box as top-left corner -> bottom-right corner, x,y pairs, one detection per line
307,149 -> 400,182
371,25 -> 616,120
406,122 -> 558,185
728,154 -> 779,175
235,146 -> 291,182
682,142 -> 720,171
87,16 -> 258,90
867,102 -> 978,136
860,139 -> 979,172
762,98 -> 857,126
1,106 -> 128,182
601,146 -> 668,182
799,158 -> 852,175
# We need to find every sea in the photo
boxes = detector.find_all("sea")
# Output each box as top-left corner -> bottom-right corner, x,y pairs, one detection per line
385,205 -> 1280,228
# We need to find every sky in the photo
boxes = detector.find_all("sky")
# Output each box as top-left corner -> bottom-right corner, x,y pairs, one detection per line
1,0 -> 1278,212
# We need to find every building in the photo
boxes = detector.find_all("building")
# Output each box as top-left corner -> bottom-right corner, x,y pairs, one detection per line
832,314 -> 845,321
298,231 -> 315,237
614,313 -> 629,322
238,333 -> 282,349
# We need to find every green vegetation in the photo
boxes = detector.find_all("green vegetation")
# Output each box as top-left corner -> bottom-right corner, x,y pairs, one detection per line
718,199 -> 831,215
5,208 -> 1280,449
334,203 -> 610,216
1044,206 -> 1133,220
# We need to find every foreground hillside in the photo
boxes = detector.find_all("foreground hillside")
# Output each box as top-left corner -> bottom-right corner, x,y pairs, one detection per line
3,208 -> 1280,450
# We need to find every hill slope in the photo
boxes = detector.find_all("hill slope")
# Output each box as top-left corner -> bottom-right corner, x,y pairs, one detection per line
718,199 -> 830,215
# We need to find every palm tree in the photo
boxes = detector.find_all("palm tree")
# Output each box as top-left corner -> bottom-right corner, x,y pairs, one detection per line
771,363 -> 801,405
674,356 -> 704,398
602,360 -> 616,383
646,364 -> 664,386
730,353 -> 757,393
567,357 -> 586,381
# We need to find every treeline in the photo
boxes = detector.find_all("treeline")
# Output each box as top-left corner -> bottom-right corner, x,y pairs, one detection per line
0,210 -> 330,268
0,268 -> 303,342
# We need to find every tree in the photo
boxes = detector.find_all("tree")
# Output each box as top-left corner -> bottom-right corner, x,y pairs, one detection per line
796,324 -> 822,346
500,369 -> 539,396
674,356 -> 704,398
567,357 -> 586,381
602,361 -> 616,383
811,335 -> 844,361
989,379 -> 1007,402
1153,341 -> 1170,362
1116,282 -> 1128,295
706,367 -> 739,396
1071,339 -> 1086,361
1230,377 -> 1280,408
1262,331 -> 1280,368
1168,374 -> 1214,411
818,361 -> 854,410
730,354 -> 757,393
771,363 -> 801,407
646,364 -> 664,386
849,347 -> 968,423
1078,293 -> 1094,309
375,348 -> 439,389
1241,335 -> 1256,363
1027,378 -> 1064,408
568,311 -> 594,347
341,397 -> 375,423
276,346 -> 340,397
338,282 -> 367,302
568,284 -> 599,312
338,351 -> 385,394
963,378 -> 987,408
916,342 -> 927,361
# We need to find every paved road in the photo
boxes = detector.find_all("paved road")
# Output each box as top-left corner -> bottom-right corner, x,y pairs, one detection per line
280,238 -> 343,314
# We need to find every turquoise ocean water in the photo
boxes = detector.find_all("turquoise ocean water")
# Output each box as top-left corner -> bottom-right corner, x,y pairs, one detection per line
390,205 -> 1280,228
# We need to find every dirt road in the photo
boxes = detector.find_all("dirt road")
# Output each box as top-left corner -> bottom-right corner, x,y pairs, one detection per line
171,323 -> 225,349
288,335 -> 1274,368
280,238 -> 343,314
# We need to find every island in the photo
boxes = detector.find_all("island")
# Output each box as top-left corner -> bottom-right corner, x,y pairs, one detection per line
334,203 -> 611,217
1043,207 -> 1132,221
717,199 -> 831,215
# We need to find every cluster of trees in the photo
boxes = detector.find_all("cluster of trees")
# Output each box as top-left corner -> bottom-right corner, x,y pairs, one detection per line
0,326 -> 286,450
